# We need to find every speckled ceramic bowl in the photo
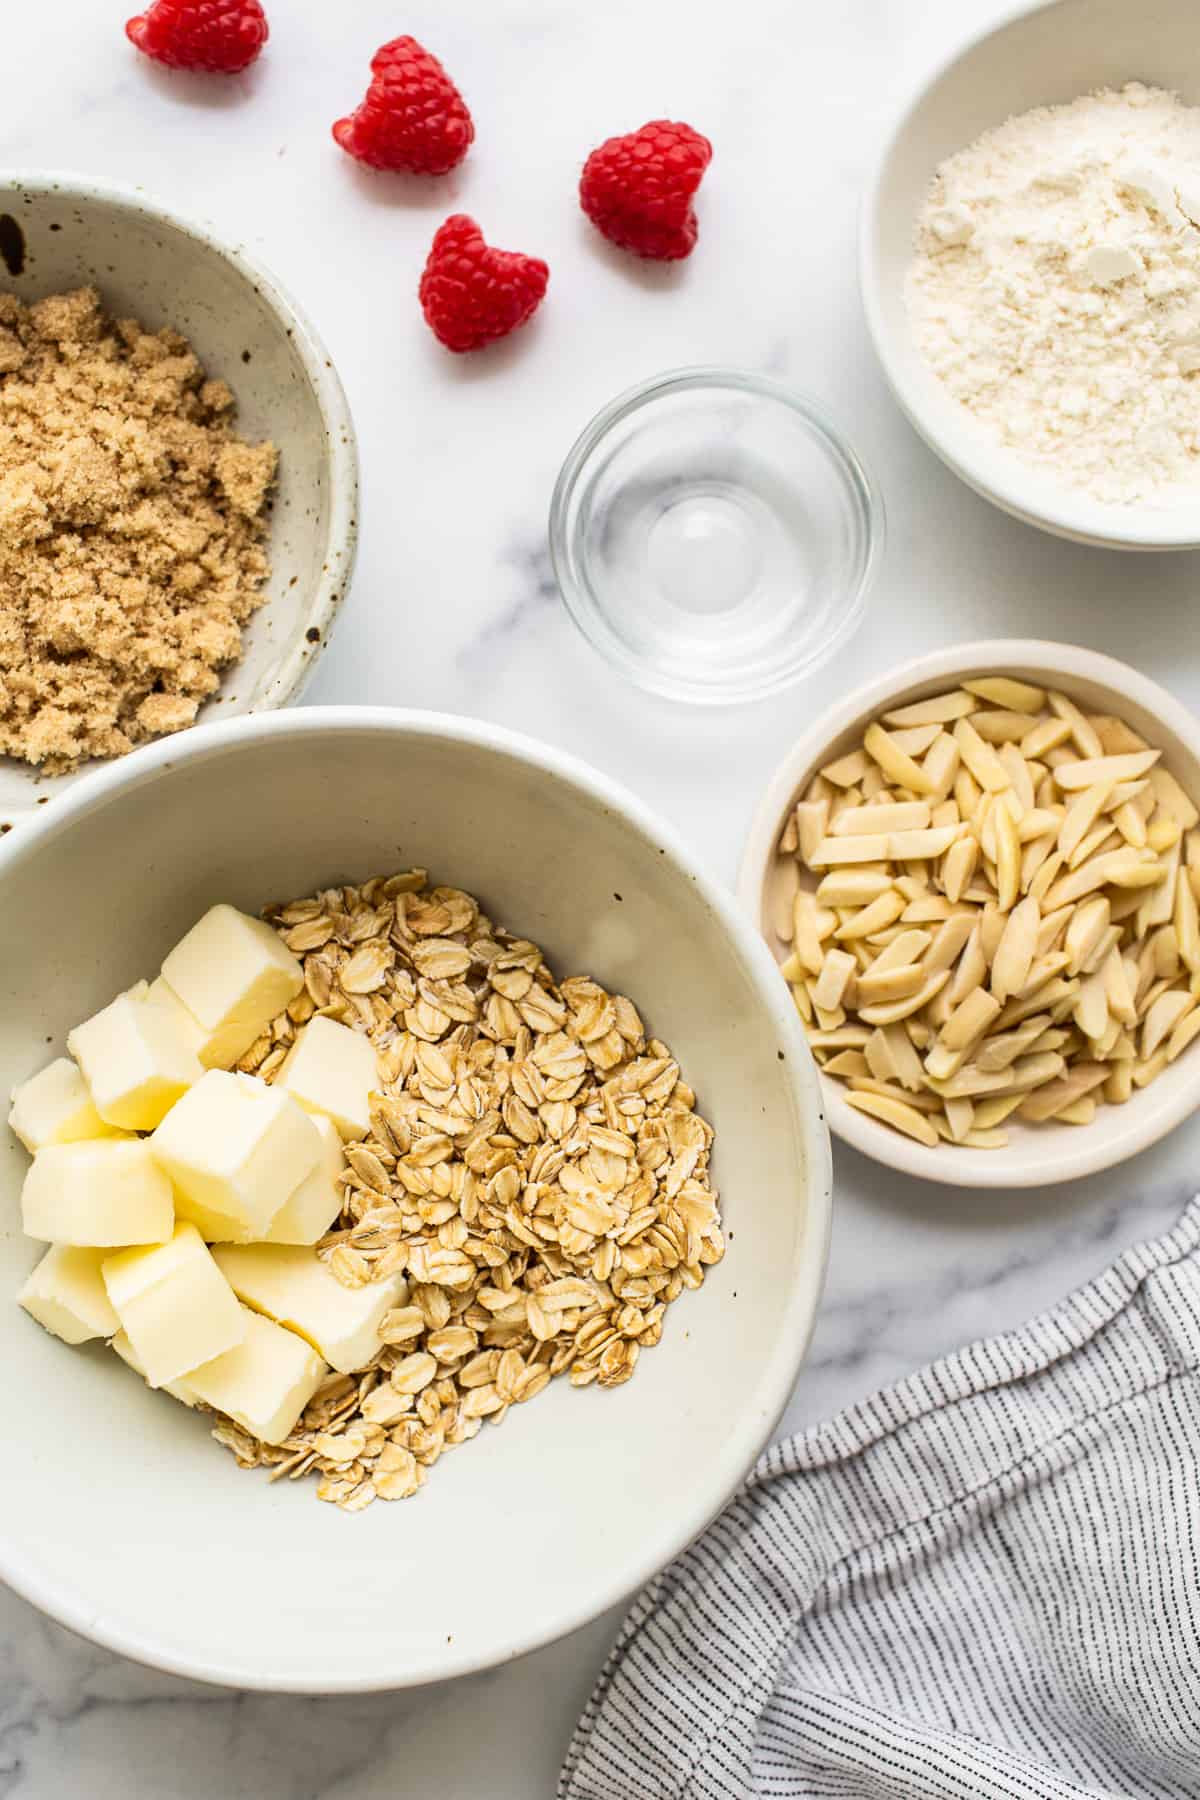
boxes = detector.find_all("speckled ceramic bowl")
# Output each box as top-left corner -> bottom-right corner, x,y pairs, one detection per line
0,172 -> 358,830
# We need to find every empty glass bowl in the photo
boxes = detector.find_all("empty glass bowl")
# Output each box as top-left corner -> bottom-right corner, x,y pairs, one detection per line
549,368 -> 883,706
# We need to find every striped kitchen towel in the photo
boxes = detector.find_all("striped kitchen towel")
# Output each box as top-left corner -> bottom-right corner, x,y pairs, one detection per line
560,1196 -> 1200,1800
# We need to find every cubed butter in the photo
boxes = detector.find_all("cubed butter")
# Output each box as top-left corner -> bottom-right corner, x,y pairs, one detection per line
277,1015 -> 378,1141
21,1139 -> 174,1246
149,1069 -> 323,1243
160,904 -> 302,1047
146,978 -> 260,1073
18,1245 -> 119,1344
111,1329 -> 199,1407
8,1057 -> 123,1153
102,1221 -> 244,1389
213,1243 -> 405,1374
186,1305 -> 327,1446
264,1115 -> 345,1245
68,981 -> 203,1131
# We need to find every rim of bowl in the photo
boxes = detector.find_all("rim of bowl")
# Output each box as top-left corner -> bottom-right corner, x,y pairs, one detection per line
737,638 -> 1200,1188
858,0 -> 1200,551
0,705 -> 832,1693
548,365 -> 885,704
0,169 -> 360,821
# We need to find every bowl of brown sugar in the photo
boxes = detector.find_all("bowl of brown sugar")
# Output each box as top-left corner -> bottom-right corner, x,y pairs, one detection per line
0,173 -> 358,829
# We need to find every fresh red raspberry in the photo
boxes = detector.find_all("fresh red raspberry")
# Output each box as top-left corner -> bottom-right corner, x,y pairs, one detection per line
125,0 -> 268,72
419,215 -> 548,354
579,120 -> 712,261
332,37 -> 474,176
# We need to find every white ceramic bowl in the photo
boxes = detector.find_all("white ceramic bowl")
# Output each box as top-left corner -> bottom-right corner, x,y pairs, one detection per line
0,173 -> 358,830
739,640 -> 1200,1189
0,708 -> 830,1692
860,0 -> 1200,549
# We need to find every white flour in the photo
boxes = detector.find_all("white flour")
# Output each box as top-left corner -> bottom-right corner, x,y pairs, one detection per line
906,83 -> 1200,505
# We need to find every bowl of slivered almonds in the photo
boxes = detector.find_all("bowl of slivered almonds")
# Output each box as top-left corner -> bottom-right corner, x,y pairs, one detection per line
739,640 -> 1200,1188
0,707 -> 829,1691
0,173 -> 358,831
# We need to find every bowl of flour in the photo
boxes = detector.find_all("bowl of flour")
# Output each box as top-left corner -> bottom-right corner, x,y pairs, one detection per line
861,0 -> 1200,548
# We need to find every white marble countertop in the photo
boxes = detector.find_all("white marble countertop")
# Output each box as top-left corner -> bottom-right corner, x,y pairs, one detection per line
5,0 -> 1200,1792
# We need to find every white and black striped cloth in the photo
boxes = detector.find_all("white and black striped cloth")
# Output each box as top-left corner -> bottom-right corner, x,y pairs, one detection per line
560,1197 -> 1200,1800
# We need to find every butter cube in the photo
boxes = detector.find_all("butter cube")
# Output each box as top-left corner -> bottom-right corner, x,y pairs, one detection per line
264,1115 -> 345,1245
18,1245 -> 119,1344
277,1016 -> 378,1141
160,904 -> 302,1050
186,1305 -> 327,1446
112,1329 -> 199,1407
102,1221 -> 244,1388
8,1057 -> 123,1153
146,978 -> 260,1072
22,1139 -> 174,1246
149,1070 -> 322,1243
68,982 -> 203,1131
213,1243 -> 405,1374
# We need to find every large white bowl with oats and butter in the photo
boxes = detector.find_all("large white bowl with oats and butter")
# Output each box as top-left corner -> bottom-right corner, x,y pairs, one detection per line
739,640 -> 1200,1189
0,708 -> 830,1692
860,0 -> 1200,549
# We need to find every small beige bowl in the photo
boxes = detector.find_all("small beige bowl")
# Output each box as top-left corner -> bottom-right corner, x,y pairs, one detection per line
738,640 -> 1200,1188
0,172 -> 358,829
860,0 -> 1200,550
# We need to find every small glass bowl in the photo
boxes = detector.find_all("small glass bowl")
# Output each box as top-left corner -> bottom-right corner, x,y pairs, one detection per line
549,368 -> 883,706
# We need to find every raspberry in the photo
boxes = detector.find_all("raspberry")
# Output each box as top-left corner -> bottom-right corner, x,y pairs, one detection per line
579,120 -> 712,261
419,215 -> 548,354
125,0 -> 268,73
332,37 -> 474,176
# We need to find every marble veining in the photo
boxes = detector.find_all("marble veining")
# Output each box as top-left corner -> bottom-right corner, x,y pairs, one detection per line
6,0 -> 1200,1792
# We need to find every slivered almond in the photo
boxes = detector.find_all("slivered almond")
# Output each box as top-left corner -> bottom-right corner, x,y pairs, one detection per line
888,825 -> 959,860
1021,717 -> 1073,759
939,986 -> 1002,1053
844,1089 -> 938,1146
820,748 -> 870,788
1142,989 -> 1194,1059
1047,691 -> 1104,758
809,834 -> 889,867
770,859 -> 800,941
962,1127 -> 1008,1148
816,871 -> 894,907
794,889 -> 836,975
813,948 -> 856,1012
883,690 -> 976,727
947,923 -> 987,1007
954,716 -> 1011,792
994,802 -> 1021,911
854,963 -> 926,1006
972,1093 -> 1024,1128
1058,781 -> 1114,861
822,1050 -> 869,1079
1091,715 -> 1149,756
1064,895 -> 1110,974
943,1096 -> 974,1140
1056,1097 -> 1097,1125
990,895 -> 1039,1001
1175,866 -> 1200,974
964,675 -> 1046,713
942,835 -> 977,904
924,913 -> 976,975
1017,1062 -> 1107,1120
779,813 -> 798,854
1147,817 -> 1182,855
1000,743 -> 1035,810
833,888 -> 906,941
1073,969 -> 1108,1041
1055,749 -> 1161,791
847,1078 -> 940,1113
887,723 -> 943,758
923,733 -> 961,803
971,709 -> 1041,744
866,928 -> 932,974
975,1016 -> 1050,1072
858,969 -> 950,1026
808,1026 -> 872,1049
1104,1063 -> 1133,1103
1035,904 -> 1073,958
795,799 -> 829,864
1167,1008 -> 1200,1062
883,1023 -> 925,1091
830,801 -> 930,836
1068,823 -> 1118,872
863,722 -> 936,794
1149,766 -> 1199,830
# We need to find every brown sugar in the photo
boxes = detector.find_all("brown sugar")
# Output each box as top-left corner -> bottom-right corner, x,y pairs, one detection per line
0,286 -> 277,773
